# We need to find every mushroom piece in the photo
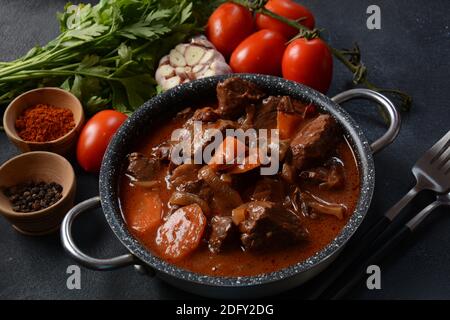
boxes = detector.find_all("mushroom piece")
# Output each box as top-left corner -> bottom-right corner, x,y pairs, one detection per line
299,158 -> 345,190
169,191 -> 210,215
198,165 -> 243,211
302,191 -> 347,220
286,187 -> 346,220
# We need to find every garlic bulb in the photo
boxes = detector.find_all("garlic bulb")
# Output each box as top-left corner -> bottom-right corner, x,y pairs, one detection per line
155,36 -> 232,91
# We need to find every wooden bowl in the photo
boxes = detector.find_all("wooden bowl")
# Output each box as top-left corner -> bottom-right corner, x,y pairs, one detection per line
0,152 -> 76,235
3,87 -> 84,156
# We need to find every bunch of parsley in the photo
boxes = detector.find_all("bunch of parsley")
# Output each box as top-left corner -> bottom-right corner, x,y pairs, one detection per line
0,0 -> 222,114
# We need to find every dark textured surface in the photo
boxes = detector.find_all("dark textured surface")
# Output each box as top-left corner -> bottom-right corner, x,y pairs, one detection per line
1,0 -> 450,300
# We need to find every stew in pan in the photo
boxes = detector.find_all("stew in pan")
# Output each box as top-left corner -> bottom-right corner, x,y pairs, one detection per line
119,78 -> 360,277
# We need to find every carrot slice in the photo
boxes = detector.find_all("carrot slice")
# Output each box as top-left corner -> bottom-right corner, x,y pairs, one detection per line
208,136 -> 246,170
277,111 -> 303,139
155,204 -> 206,261
228,146 -> 261,174
128,192 -> 163,234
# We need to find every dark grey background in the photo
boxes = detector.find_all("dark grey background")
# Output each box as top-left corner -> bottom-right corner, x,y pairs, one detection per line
1,0 -> 449,300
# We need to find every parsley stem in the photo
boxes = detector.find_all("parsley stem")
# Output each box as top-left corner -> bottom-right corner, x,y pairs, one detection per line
0,70 -> 115,82
52,42 -> 152,71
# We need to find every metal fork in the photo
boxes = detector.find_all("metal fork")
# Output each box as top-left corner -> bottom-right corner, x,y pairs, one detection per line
309,129 -> 450,299
330,192 -> 450,299
385,129 -> 450,221
406,192 -> 450,231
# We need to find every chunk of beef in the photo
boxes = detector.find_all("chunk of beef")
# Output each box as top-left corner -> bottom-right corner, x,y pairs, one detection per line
252,178 -> 285,202
254,96 -> 279,130
300,167 -> 329,183
278,96 -> 311,115
208,216 -> 236,253
169,164 -> 215,214
181,118 -> 239,160
151,141 -> 172,162
290,114 -> 340,171
238,105 -> 256,130
126,153 -> 160,181
217,77 -> 265,118
239,201 -> 308,251
200,120 -> 239,149
254,96 -> 309,130
281,163 -> 296,183
175,107 -> 194,121
279,139 -> 291,162
191,107 -> 220,123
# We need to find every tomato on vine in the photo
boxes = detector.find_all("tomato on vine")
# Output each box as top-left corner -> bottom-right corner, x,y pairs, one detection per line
230,29 -> 287,76
282,37 -> 333,93
206,3 -> 254,57
256,0 -> 315,39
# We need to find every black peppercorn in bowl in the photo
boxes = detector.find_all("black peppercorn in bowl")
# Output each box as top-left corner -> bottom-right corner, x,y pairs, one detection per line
0,151 -> 76,235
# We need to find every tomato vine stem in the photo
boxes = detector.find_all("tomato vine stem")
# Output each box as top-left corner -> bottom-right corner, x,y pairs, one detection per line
231,0 -> 412,113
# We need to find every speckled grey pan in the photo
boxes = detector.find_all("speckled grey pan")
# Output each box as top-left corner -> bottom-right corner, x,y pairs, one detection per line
61,74 -> 401,299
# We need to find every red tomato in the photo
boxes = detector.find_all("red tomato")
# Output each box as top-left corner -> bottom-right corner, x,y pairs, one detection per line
256,0 -> 315,39
77,110 -> 127,173
282,38 -> 333,93
206,3 -> 254,57
230,29 -> 287,76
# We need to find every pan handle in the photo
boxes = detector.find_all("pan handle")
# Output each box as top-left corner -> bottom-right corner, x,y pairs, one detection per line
60,196 -> 136,270
332,88 -> 401,154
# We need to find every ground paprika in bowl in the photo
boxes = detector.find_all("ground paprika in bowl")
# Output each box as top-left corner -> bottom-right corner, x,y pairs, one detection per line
15,103 -> 75,143
3,87 -> 84,156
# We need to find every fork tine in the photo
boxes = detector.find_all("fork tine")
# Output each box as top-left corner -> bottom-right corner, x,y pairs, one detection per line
426,130 -> 450,163
443,162 -> 450,175
435,144 -> 450,168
